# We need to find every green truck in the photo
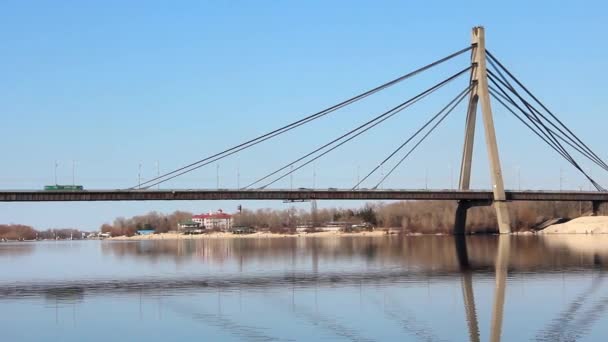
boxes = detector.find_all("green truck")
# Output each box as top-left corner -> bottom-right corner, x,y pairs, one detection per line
43,185 -> 84,191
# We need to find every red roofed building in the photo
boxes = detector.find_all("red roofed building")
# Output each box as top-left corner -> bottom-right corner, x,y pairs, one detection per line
192,209 -> 233,231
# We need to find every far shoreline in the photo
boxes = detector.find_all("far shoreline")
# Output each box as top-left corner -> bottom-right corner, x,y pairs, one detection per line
108,230 -> 394,241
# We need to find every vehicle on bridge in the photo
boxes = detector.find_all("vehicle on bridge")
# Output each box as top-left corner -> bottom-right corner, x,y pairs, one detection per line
43,185 -> 84,191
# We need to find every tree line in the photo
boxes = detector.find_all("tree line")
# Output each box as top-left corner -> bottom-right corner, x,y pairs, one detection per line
0,224 -> 87,241
2,200 -> 600,240
97,200 -> 603,237
100,211 -> 193,237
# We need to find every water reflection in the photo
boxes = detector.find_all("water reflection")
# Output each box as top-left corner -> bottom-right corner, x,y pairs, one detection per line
44,286 -> 85,304
99,236 -> 608,271
0,242 -> 34,256
2,236 -> 608,341
455,235 -> 480,342
490,236 -> 509,342
535,273 -> 605,341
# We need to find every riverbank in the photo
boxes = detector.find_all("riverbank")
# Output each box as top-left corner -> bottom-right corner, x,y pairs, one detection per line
540,216 -> 608,234
108,230 -> 393,240
104,216 -> 608,240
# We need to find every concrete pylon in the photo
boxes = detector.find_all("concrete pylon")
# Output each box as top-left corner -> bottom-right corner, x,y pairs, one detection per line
458,26 -> 511,234
490,235 -> 510,342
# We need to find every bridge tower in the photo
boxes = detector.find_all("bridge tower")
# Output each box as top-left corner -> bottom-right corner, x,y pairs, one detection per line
458,26 -> 511,234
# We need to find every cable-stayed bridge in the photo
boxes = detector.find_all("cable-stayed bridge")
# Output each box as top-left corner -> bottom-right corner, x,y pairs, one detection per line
3,27 -> 608,233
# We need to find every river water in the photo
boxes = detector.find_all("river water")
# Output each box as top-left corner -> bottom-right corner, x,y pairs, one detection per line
1,235 -> 607,341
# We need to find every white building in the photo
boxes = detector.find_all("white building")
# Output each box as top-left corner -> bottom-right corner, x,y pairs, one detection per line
192,209 -> 233,231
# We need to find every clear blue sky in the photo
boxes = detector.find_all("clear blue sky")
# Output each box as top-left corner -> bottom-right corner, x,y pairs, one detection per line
2,0 -> 607,230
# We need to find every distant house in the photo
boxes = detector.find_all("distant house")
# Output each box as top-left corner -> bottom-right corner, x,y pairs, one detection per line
192,209 -> 234,231
231,226 -> 256,235
177,220 -> 203,234
322,221 -> 355,232
178,220 -> 201,230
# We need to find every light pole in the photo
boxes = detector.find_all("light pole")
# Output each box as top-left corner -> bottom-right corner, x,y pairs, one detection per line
216,164 -> 220,189
156,161 -> 160,190
290,165 -> 294,190
312,163 -> 316,189
379,164 -> 384,190
54,160 -> 58,185
425,167 -> 428,190
72,160 -> 77,186
138,163 -> 142,189
579,186 -> 583,215
514,165 -> 521,191
237,165 -> 240,189
449,163 -> 454,190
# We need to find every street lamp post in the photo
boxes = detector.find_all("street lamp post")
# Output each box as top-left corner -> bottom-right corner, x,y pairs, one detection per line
156,161 -> 160,190
312,163 -> 316,189
449,163 -> 454,190
216,164 -> 220,189
72,160 -> 77,186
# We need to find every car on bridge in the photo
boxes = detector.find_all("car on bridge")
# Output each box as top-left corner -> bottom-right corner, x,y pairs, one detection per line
43,185 -> 84,191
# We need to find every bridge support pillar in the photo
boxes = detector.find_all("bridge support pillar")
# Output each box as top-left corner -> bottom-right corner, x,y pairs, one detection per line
454,234 -> 481,342
454,201 -> 470,235
592,201 -> 606,216
454,200 -> 492,234
458,26 -> 512,234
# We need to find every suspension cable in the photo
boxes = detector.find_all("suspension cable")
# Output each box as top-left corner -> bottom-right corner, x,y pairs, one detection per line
354,84 -> 473,189
487,67 -> 608,170
489,81 -> 604,190
489,79 -> 608,171
131,46 -> 473,189
254,67 -> 472,189
373,86 -> 471,189
244,67 -> 471,189
486,50 -> 607,169
490,86 -> 574,163
488,75 -> 577,163
492,91 -> 604,191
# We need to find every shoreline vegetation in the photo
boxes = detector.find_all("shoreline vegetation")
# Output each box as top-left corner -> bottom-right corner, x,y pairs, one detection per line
99,200 -> 607,238
109,230 -> 391,240
2,201 -> 608,242
0,225 -> 87,242
110,215 -> 608,241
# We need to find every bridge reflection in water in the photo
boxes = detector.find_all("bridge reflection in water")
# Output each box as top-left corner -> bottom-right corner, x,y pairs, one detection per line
2,236 -> 607,341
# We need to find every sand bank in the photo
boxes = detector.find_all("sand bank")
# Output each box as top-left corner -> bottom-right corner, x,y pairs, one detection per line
541,216 -> 608,234
108,230 -> 391,241
541,234 -> 608,255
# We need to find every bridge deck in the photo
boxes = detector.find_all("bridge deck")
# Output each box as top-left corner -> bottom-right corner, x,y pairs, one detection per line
1,189 -> 607,202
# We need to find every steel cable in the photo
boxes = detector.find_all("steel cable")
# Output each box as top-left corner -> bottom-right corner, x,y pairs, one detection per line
131,46 -> 473,189
244,67 -> 471,189
487,69 -> 608,170
486,50 -> 608,170
489,80 -> 604,190
354,85 -> 473,189
254,67 -> 472,189
373,86 -> 472,189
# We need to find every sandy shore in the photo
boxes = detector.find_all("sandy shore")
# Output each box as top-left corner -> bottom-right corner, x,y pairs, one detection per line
108,230 -> 392,240
108,216 -> 608,239
541,216 -> 608,234
541,234 -> 608,255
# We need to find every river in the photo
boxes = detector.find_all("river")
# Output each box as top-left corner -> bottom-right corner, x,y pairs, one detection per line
1,235 -> 607,341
